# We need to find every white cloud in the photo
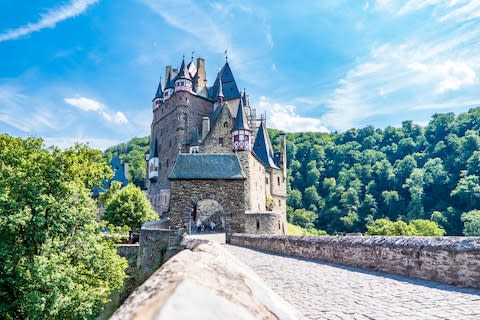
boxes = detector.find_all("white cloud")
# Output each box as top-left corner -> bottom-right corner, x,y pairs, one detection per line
0,85 -> 63,132
323,31 -> 480,130
0,0 -> 99,42
64,96 -> 128,124
256,96 -> 328,132
64,96 -> 104,111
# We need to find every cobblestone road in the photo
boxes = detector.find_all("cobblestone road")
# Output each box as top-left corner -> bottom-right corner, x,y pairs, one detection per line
225,245 -> 480,320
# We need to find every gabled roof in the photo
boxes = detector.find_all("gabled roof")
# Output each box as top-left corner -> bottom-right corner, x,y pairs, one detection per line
210,62 -> 241,100
175,58 -> 191,81
149,139 -> 158,159
152,78 -> 163,101
253,122 -> 279,169
168,153 -> 246,180
232,99 -> 250,131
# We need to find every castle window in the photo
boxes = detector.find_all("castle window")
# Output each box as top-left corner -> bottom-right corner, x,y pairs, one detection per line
256,219 -> 260,230
223,122 -> 228,128
266,177 -> 269,184
219,138 -> 224,145
277,177 -> 280,186
278,221 -> 281,230
278,199 -> 281,206
234,135 -> 239,142
166,159 -> 169,167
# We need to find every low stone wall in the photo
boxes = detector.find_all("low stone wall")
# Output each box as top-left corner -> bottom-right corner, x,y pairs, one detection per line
137,224 -> 171,282
111,238 -> 304,320
231,234 -> 480,289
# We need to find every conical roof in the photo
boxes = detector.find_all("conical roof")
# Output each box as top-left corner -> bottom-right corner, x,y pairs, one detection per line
165,70 -> 175,89
217,77 -> 224,98
253,122 -> 278,169
152,77 -> 163,101
149,139 -> 159,159
210,62 -> 240,100
233,99 -> 250,131
175,57 -> 191,81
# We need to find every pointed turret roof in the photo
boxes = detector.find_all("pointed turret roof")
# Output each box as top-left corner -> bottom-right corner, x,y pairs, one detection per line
253,121 -> 278,169
233,99 -> 250,131
152,77 -> 163,101
149,139 -> 159,159
242,88 -> 247,106
175,57 -> 191,81
217,77 -> 224,98
210,62 -> 241,100
165,70 -> 175,89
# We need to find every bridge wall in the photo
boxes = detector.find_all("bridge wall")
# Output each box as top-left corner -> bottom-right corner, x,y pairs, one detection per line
111,238 -> 304,319
231,234 -> 480,289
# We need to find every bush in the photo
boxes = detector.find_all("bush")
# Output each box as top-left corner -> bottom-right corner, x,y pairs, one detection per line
366,218 -> 445,236
102,184 -> 157,232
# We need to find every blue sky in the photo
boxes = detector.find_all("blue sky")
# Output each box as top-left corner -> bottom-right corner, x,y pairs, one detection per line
1,0 -> 479,150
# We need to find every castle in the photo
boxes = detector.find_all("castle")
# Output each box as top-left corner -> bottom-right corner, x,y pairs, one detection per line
146,56 -> 287,236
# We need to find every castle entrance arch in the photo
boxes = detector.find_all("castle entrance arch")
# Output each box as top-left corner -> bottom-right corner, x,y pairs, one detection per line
191,199 -> 225,233
167,154 -> 247,242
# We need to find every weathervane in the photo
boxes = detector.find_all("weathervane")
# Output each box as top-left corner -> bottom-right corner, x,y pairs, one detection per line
224,49 -> 228,62
191,51 -> 195,60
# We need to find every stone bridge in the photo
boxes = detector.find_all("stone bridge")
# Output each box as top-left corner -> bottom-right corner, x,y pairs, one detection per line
113,233 -> 480,320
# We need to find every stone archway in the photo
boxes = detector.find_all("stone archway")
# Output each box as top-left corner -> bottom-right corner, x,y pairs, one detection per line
191,199 -> 225,233
168,179 -> 246,242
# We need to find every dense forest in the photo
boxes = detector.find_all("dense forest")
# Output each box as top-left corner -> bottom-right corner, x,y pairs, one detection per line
108,107 -> 480,236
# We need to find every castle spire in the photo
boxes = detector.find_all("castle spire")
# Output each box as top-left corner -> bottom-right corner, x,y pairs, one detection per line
232,99 -> 251,151
216,75 -> 224,104
252,121 -> 278,168
153,77 -> 163,100
175,56 -> 193,92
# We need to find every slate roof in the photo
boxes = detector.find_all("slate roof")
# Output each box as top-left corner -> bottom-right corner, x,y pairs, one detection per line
209,62 -> 241,100
149,139 -> 158,159
168,153 -> 246,180
233,99 -> 250,131
165,69 -> 175,89
253,122 -> 279,169
92,156 -> 128,197
153,77 -> 163,100
174,58 -> 191,81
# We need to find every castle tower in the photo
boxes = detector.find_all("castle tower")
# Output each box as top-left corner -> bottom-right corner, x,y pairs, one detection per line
232,99 -> 251,151
193,58 -> 207,97
174,57 -> 193,93
148,139 -> 159,182
164,69 -> 174,100
152,78 -> 163,112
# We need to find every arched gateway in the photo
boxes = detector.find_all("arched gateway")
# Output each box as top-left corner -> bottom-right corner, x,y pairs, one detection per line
168,153 -> 246,242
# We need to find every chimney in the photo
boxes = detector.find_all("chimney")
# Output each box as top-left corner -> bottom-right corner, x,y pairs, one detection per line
194,58 -> 207,97
164,65 -> 172,88
202,117 -> 210,140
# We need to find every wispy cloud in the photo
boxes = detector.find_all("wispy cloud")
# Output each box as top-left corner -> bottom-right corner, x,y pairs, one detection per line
0,85 -> 63,133
64,96 -> 128,124
256,96 -> 328,132
322,2 -> 480,130
0,0 -> 99,42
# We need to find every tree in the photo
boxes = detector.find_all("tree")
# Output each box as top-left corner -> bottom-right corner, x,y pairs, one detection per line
461,210 -> 480,236
409,219 -> 445,236
0,135 -> 127,319
291,209 -> 317,229
366,218 -> 444,236
103,184 -> 158,232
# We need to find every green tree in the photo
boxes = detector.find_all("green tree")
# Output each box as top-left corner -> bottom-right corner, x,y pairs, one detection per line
409,219 -> 445,236
0,135 -> 127,319
103,184 -> 158,232
461,210 -> 480,236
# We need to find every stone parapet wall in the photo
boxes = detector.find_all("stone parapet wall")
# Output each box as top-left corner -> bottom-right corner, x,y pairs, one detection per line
231,234 -> 480,289
111,238 -> 304,320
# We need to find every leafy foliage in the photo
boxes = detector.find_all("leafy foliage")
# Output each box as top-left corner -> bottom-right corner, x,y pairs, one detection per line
0,135 -> 127,319
366,218 -> 445,236
102,184 -> 157,232
461,210 -> 480,236
276,107 -> 480,236
104,136 -> 149,189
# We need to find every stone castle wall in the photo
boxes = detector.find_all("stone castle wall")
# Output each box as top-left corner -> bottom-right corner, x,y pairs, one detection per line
169,179 -> 246,237
201,103 -> 234,153
237,152 -> 266,211
245,212 -> 286,235
231,234 -> 480,289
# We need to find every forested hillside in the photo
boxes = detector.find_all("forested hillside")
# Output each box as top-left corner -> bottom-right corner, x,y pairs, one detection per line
107,107 -> 480,236
270,107 -> 480,236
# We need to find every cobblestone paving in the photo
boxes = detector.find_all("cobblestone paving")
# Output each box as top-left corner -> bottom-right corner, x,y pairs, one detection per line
225,245 -> 480,320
